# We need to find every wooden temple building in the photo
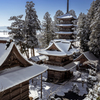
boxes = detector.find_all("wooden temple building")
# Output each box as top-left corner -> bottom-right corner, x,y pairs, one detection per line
74,51 -> 99,70
38,0 -> 80,83
0,39 -> 48,100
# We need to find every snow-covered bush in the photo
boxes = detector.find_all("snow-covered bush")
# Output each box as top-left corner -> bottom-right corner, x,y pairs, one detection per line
84,82 -> 100,100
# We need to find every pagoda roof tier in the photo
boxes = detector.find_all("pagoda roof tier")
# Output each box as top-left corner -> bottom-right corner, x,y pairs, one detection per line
38,39 -> 79,57
57,13 -> 77,20
55,32 -> 73,35
56,24 -> 77,27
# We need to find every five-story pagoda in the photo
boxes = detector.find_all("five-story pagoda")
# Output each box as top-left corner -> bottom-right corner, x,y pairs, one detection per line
55,0 -> 77,40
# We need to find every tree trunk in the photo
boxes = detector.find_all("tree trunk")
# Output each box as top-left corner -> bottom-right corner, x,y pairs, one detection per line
33,47 -> 35,56
31,49 -> 33,57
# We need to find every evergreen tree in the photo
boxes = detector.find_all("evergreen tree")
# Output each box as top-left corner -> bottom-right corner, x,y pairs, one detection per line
77,13 -> 89,51
41,12 -> 53,47
7,15 -> 25,52
69,9 -> 77,25
25,1 -> 41,57
88,6 -> 100,56
54,10 -> 64,33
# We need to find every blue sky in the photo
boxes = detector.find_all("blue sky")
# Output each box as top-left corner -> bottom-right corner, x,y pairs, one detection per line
0,0 -> 94,27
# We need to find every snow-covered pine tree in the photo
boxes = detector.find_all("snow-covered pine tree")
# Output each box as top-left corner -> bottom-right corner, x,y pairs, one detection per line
25,1 -> 41,57
77,13 -> 89,51
69,9 -> 77,25
88,6 -> 100,57
69,9 -> 77,18
41,12 -> 53,47
86,0 -> 97,39
7,15 -> 25,53
54,10 -> 64,33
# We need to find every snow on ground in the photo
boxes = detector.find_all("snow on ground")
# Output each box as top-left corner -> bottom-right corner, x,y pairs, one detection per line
0,31 -> 9,37
29,71 -> 88,100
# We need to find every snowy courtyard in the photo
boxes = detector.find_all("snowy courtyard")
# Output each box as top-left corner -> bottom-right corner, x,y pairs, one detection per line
29,70 -> 89,100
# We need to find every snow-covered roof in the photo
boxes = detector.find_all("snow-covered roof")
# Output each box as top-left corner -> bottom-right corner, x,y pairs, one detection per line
55,32 -> 73,35
0,64 -> 48,91
0,37 -> 10,41
64,61 -> 80,71
0,42 -> 14,66
0,42 -> 32,67
56,24 -> 74,27
39,39 -> 79,56
83,51 -> 98,61
57,13 -> 77,20
74,51 -> 98,62
29,55 -> 48,62
44,61 -> 80,71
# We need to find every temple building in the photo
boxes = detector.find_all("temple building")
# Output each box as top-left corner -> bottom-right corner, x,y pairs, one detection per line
38,0 -> 80,83
0,39 -> 48,100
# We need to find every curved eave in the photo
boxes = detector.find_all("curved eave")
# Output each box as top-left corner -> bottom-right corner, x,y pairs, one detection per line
39,51 -> 67,57
39,50 -> 74,57
0,64 -> 48,91
0,42 -> 32,68
57,17 -> 77,20
0,42 -> 14,67
56,24 -> 77,27
55,32 -> 73,35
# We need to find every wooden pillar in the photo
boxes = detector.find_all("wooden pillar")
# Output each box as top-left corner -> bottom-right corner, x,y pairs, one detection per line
41,74 -> 42,98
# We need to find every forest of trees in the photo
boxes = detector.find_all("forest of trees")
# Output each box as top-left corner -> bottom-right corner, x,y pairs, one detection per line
8,0 -> 100,58
8,1 -> 77,57
77,0 -> 100,57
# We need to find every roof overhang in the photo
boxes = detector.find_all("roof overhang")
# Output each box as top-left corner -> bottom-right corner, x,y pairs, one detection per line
0,64 -> 48,91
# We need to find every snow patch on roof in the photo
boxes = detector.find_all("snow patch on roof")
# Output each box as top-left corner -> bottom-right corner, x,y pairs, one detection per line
55,32 -> 73,34
0,42 -> 14,66
43,61 -> 80,71
56,24 -> 73,27
57,13 -> 77,19
0,64 -> 48,91
39,39 -> 79,56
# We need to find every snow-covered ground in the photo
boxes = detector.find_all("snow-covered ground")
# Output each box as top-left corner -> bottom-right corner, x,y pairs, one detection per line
0,31 -> 9,37
29,71 -> 88,100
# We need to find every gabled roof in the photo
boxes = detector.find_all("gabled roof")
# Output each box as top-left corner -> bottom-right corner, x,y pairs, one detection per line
39,39 -> 79,56
57,13 -> 77,20
0,42 -> 32,69
74,51 -> 98,62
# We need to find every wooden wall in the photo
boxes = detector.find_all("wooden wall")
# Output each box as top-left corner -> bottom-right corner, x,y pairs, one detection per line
48,70 -> 72,83
59,34 -> 74,39
45,56 -> 72,66
0,81 -> 29,100
47,44 -> 60,51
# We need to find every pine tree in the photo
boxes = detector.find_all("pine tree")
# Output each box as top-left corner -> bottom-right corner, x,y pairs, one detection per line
41,12 -> 53,47
7,15 -> 25,52
54,10 -> 64,33
69,9 -> 77,25
77,13 -> 89,51
88,7 -> 100,56
25,1 -> 41,57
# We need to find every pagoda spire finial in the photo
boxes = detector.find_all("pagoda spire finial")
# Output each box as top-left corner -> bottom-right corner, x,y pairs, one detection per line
67,0 -> 69,13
